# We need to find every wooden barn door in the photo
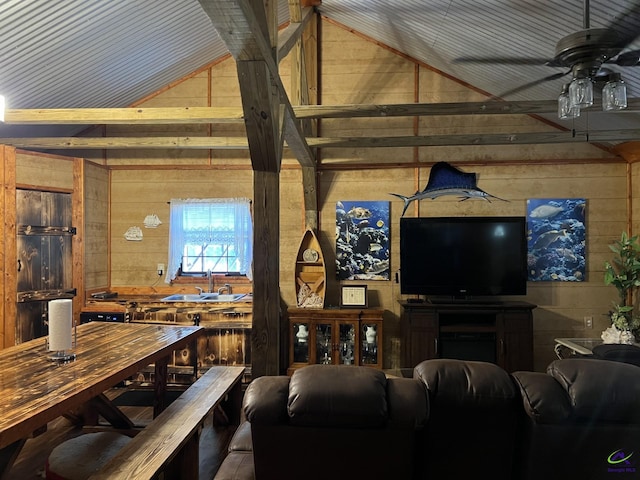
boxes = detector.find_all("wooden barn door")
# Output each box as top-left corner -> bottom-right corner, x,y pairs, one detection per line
16,190 -> 76,343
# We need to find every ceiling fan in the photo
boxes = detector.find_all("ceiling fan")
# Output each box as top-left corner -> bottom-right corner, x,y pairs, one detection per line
455,0 -> 640,116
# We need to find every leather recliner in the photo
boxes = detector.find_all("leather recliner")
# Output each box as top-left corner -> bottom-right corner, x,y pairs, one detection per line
240,364 -> 428,480
413,359 -> 523,480
512,358 -> 640,480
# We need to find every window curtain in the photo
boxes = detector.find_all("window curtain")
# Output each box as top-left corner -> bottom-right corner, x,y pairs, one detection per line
166,198 -> 253,282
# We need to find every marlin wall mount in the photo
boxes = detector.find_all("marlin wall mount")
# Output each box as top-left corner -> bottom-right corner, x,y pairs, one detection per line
390,162 -> 507,216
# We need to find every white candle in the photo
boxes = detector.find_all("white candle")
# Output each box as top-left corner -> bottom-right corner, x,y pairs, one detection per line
48,299 -> 73,351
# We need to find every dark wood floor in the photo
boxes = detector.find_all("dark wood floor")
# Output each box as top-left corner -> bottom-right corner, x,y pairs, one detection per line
5,389 -> 237,480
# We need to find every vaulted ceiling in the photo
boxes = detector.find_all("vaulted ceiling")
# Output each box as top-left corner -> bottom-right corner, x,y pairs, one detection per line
1,0 -> 639,148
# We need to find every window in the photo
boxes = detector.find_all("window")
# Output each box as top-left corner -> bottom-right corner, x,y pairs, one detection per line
166,198 -> 253,281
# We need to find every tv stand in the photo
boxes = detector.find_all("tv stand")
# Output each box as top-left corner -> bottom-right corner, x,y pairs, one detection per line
400,301 -> 536,371
428,298 -> 505,306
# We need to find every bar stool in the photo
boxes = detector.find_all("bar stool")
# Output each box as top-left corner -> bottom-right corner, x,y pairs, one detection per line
45,431 -> 131,480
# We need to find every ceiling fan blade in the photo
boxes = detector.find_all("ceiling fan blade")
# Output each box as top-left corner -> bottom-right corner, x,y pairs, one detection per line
597,1 -> 640,49
452,56 -> 552,65
493,71 -> 571,99
613,49 -> 640,66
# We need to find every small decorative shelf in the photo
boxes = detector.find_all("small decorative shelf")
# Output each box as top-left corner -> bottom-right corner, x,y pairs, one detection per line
294,229 -> 326,308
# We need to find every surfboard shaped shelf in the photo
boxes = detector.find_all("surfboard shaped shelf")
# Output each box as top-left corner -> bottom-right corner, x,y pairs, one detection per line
295,228 -> 326,308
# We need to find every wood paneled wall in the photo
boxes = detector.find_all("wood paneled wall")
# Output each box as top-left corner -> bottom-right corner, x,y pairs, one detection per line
102,19 -> 627,371
84,162 -> 110,289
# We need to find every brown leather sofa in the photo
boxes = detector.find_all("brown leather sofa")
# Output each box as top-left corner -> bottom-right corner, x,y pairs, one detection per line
512,358 -> 640,479
413,359 -> 523,479
215,358 -> 640,480
215,364 -> 428,480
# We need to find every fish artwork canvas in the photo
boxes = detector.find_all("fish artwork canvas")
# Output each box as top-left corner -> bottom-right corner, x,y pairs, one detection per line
336,201 -> 390,280
527,198 -> 586,282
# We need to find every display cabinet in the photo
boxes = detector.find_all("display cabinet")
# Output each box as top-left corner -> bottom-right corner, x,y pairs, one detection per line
288,308 -> 383,374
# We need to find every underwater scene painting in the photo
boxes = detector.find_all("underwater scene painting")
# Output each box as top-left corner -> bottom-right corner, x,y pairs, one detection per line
336,201 -> 390,280
527,198 -> 586,282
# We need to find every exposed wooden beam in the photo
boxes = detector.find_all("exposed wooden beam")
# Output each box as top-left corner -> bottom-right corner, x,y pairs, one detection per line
278,5 -> 314,59
237,59 -> 281,171
197,0 -> 288,379
5,98 -> 640,126
293,98 -> 640,119
3,129 -> 640,149
0,137 -> 250,149
306,130 -> 640,148
198,0 -> 315,168
5,107 -> 245,124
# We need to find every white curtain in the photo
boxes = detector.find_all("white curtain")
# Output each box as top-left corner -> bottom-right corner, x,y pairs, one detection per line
166,198 -> 253,282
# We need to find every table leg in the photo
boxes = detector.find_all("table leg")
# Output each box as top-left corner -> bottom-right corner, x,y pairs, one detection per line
554,343 -> 565,359
154,355 -> 169,418
0,439 -> 26,480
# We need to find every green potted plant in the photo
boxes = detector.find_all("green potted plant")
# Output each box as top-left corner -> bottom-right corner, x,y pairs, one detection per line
603,231 -> 640,342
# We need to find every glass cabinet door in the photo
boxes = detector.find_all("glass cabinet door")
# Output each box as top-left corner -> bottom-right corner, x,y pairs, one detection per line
338,323 -> 356,365
292,322 -> 309,363
361,323 -> 379,365
315,322 -> 333,364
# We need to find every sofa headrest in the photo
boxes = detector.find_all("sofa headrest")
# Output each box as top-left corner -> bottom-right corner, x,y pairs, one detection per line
547,358 -> 640,423
413,359 -> 518,408
287,365 -> 388,428
592,343 -> 640,367
511,371 -> 572,423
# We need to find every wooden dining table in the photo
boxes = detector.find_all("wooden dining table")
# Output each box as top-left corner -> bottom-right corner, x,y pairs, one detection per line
0,321 -> 204,477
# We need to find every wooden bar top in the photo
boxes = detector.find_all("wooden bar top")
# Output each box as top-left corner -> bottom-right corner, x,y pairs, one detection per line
0,322 -> 203,449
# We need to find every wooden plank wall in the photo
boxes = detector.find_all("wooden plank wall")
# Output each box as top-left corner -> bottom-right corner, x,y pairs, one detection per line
84,161 -> 110,290
109,169 -> 255,286
0,146 -> 15,347
98,18 -> 626,371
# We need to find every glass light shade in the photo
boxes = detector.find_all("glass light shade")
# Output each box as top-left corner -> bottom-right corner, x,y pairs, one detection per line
568,77 -> 593,108
558,87 -> 580,119
602,77 -> 627,111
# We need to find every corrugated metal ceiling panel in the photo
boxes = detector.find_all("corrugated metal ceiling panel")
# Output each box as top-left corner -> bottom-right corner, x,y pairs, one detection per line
0,0 -> 223,109
0,0 -> 291,110
0,0 -> 639,138
318,0 -> 640,134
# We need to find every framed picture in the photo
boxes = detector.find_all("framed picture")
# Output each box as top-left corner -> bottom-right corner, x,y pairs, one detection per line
336,200 -> 390,281
340,285 -> 368,308
526,198 -> 586,282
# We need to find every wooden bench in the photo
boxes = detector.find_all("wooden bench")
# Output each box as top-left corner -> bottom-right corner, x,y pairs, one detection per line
87,365 -> 245,480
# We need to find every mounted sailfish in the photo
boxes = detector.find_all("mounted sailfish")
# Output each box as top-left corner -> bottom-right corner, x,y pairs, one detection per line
390,162 -> 507,216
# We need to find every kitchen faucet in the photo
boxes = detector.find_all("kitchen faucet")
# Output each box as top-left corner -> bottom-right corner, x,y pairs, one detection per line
218,283 -> 232,294
207,269 -> 213,293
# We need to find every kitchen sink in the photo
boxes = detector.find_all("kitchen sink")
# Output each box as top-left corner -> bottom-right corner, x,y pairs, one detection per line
160,293 -> 247,302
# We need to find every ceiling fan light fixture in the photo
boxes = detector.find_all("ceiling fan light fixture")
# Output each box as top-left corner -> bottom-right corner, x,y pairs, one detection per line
602,73 -> 627,111
558,84 -> 580,119
569,77 -> 594,109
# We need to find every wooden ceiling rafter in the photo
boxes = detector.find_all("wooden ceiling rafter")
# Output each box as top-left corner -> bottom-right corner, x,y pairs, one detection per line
4,97 -> 640,125
197,0 -> 315,169
2,128 -> 640,150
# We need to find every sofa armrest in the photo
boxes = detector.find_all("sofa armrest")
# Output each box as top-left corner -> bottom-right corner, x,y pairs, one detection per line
386,377 -> 428,428
547,358 -> 640,422
511,371 -> 571,423
227,421 -> 252,452
243,376 -> 290,425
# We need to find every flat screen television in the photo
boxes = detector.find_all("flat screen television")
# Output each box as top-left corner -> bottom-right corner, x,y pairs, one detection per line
400,216 -> 527,298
